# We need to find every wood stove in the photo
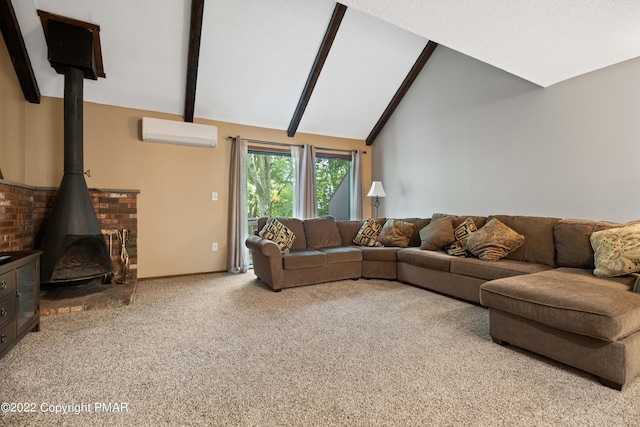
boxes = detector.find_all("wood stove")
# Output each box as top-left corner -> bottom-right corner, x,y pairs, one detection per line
38,12 -> 113,284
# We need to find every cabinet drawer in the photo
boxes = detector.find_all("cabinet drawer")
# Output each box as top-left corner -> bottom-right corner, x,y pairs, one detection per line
0,294 -> 16,328
0,321 -> 17,355
0,271 -> 15,300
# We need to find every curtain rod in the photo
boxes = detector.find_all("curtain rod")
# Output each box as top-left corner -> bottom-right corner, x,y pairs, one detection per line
226,136 -> 366,154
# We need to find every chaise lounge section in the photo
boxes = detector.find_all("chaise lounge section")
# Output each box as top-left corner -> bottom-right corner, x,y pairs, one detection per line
246,213 -> 640,389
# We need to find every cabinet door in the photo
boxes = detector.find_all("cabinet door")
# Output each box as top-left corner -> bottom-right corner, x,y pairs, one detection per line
16,262 -> 37,335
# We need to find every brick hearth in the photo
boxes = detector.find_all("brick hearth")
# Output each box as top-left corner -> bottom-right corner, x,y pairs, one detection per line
1,180 -> 140,313
40,279 -> 136,316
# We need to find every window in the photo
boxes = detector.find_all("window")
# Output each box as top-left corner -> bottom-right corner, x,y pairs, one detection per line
247,149 -> 351,235
315,156 -> 351,219
247,150 -> 293,236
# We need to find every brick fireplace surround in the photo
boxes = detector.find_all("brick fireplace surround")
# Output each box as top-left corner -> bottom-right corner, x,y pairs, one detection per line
0,180 -> 139,315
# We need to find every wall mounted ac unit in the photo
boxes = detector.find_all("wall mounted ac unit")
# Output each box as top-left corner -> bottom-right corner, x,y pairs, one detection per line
141,117 -> 217,148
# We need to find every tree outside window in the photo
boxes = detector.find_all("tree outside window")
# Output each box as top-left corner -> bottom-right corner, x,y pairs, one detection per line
247,150 -> 351,235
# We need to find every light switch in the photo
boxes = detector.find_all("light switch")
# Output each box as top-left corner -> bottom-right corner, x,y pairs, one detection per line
212,192 -> 218,201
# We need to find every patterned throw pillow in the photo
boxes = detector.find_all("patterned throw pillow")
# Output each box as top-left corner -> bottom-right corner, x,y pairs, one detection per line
462,218 -> 525,261
590,223 -> 640,277
259,217 -> 296,253
444,217 -> 477,256
353,218 -> 384,247
377,219 -> 415,247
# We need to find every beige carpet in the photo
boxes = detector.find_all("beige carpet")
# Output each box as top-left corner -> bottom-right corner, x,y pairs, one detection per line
1,273 -> 639,426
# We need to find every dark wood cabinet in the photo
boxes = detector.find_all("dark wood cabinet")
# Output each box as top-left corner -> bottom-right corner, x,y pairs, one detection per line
0,251 -> 41,359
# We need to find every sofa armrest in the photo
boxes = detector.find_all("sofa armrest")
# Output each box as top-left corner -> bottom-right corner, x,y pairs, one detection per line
246,235 -> 281,257
245,235 -> 284,290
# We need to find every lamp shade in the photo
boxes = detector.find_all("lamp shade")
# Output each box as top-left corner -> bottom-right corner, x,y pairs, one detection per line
367,181 -> 387,198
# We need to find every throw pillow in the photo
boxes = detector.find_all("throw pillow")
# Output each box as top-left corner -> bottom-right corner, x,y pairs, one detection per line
258,217 -> 296,253
419,217 -> 455,250
590,223 -> 640,277
444,217 -> 477,256
462,218 -> 525,261
353,218 -> 384,247
377,219 -> 415,248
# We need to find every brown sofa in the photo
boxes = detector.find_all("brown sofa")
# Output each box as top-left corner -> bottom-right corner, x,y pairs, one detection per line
246,214 -> 640,390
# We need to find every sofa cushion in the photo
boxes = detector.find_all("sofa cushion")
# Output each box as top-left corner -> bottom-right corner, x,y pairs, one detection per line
554,219 -> 621,269
358,246 -> 401,262
444,217 -> 477,256
463,218 -> 525,261
419,216 -> 455,250
377,219 -> 415,248
550,267 -> 638,292
397,248 -> 452,272
282,250 -> 326,269
480,269 -> 640,342
450,257 -> 552,281
337,221 -> 364,246
258,217 -> 307,250
591,223 -> 640,277
396,217 -> 431,247
319,247 -> 363,264
353,218 -> 384,247
258,217 -> 296,253
304,216 -> 342,249
489,215 -> 559,266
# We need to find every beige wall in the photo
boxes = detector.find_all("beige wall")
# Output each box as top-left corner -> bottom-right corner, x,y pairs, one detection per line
2,34 -> 371,278
0,32 -> 27,182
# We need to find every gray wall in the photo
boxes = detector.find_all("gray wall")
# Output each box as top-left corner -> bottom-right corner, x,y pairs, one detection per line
374,46 -> 640,223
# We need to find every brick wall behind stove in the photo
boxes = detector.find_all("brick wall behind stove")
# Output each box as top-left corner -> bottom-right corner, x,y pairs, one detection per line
0,182 -> 138,282
93,191 -> 138,282
0,183 -> 35,251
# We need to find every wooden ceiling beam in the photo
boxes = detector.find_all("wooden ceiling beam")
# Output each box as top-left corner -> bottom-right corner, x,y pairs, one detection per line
366,41 -> 438,146
0,0 -> 40,103
184,0 -> 205,123
287,3 -> 347,137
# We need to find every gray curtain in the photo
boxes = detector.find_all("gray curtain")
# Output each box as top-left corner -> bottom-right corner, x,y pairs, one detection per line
228,136 -> 248,273
292,144 -> 317,219
349,149 -> 363,220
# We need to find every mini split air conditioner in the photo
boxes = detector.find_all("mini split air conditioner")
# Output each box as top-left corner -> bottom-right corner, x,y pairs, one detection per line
141,117 -> 217,148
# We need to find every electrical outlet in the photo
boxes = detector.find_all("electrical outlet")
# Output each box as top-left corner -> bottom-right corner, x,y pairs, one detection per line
212,242 -> 218,251
211,192 -> 218,201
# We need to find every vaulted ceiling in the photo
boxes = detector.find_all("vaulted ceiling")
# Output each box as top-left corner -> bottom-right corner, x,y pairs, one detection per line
6,0 -> 640,142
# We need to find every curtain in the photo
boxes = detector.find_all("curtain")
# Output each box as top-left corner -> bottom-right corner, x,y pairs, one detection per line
349,149 -> 363,220
291,144 -> 317,219
228,136 -> 248,273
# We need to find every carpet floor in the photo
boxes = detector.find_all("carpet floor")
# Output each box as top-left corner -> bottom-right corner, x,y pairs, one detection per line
1,273 -> 639,426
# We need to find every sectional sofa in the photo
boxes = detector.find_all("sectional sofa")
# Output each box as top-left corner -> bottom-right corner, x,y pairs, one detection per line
246,214 -> 640,390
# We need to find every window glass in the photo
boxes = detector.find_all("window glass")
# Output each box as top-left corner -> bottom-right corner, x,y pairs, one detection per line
247,150 -> 351,235
315,156 -> 351,219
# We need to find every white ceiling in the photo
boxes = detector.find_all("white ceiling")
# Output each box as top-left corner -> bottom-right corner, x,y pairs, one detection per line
10,0 -> 640,141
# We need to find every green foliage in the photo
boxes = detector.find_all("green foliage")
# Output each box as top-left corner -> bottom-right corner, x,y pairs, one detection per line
247,152 -> 293,219
247,151 -> 350,219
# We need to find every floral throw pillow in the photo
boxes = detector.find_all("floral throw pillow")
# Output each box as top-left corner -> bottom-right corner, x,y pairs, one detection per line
377,219 -> 415,248
259,217 -> 296,253
462,218 -> 525,261
590,223 -> 640,277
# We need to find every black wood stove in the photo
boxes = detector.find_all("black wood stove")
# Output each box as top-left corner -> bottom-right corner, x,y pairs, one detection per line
38,12 -> 113,284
